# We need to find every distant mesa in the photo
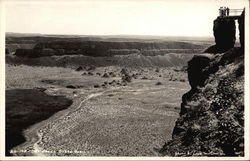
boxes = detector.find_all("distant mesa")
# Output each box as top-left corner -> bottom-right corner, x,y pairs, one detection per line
9,38 -> 206,58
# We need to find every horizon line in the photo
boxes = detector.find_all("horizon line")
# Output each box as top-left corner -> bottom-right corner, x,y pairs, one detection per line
6,32 -> 214,38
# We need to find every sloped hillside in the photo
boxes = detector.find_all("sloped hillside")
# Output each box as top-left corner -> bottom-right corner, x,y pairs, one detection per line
6,53 -> 195,68
160,47 -> 244,156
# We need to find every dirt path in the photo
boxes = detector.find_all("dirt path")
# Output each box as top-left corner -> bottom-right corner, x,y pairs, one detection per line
12,81 -> 186,156
11,88 -> 108,156
32,91 -> 105,156
33,130 -> 45,156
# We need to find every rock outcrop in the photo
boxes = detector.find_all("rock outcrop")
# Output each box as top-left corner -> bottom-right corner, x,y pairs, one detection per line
205,18 -> 236,53
204,9 -> 245,54
213,18 -> 236,52
160,47 -> 244,156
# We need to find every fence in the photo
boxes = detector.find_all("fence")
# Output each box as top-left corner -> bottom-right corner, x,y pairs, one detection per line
219,8 -> 244,17
229,9 -> 244,16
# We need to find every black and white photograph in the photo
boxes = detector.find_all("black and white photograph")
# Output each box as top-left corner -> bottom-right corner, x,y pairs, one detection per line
0,0 -> 249,159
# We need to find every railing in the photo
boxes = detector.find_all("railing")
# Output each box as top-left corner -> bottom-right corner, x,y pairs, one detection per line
229,9 -> 244,16
218,8 -> 244,17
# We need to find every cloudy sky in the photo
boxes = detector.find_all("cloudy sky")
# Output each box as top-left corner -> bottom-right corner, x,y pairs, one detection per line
3,0 -> 247,37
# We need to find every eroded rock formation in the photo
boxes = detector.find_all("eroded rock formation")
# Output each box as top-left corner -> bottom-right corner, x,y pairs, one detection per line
205,18 -> 236,53
214,18 -> 236,52
14,40 -> 206,58
205,9 -> 244,53
160,47 -> 244,156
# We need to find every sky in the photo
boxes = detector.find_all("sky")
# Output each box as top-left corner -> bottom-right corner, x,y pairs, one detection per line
3,0 -> 248,37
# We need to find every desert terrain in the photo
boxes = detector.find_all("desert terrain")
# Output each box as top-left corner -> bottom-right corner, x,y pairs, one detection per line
5,34 -> 212,156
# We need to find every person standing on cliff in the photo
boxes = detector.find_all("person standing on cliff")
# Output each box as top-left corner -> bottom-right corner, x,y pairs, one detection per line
219,7 -> 223,17
221,7 -> 226,17
223,7 -> 227,17
219,7 -> 225,17
226,7 -> 230,16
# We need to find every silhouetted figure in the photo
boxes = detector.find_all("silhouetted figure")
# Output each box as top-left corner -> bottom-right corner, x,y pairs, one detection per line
219,7 -> 227,17
219,7 -> 231,17
226,7 -> 230,16
219,7 -> 223,17
223,7 -> 227,16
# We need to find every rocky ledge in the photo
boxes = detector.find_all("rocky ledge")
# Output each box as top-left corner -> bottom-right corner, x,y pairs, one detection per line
160,47 -> 244,156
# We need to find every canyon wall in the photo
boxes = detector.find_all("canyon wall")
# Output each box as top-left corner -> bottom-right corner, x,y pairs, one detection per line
161,10 -> 245,156
160,47 -> 244,156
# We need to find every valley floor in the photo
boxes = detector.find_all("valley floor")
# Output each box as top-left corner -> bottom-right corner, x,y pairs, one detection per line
6,64 -> 190,156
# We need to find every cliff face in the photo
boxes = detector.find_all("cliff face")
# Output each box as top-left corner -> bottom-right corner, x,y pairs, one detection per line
204,10 -> 245,54
214,18 -> 236,52
204,18 -> 236,53
238,10 -> 245,50
14,41 -> 205,58
160,47 -> 244,156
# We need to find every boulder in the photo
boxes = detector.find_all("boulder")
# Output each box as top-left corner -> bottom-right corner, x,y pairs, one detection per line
75,66 -> 83,71
102,73 -> 109,78
155,82 -> 163,85
66,85 -> 77,89
187,55 -> 211,88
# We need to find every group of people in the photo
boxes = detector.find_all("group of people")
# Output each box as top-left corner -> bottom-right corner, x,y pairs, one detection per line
219,7 -> 230,17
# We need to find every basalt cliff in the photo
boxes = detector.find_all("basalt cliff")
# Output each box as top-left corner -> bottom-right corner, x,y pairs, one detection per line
160,9 -> 245,156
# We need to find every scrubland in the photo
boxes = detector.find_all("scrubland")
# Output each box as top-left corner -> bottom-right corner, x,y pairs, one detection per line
6,63 -> 189,156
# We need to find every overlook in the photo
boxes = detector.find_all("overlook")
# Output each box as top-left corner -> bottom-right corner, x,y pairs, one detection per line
218,7 -> 244,19
205,7 -> 245,53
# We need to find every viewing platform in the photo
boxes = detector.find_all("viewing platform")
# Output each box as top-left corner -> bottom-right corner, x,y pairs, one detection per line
218,8 -> 245,20
208,7 -> 245,53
